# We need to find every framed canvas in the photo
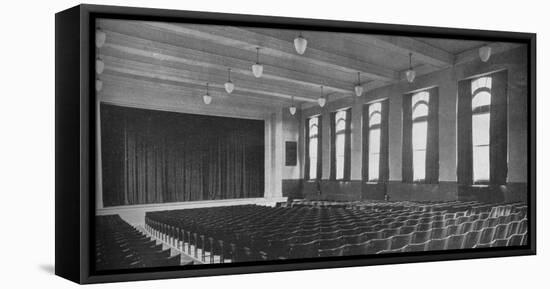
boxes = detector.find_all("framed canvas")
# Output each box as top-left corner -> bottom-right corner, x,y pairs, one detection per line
55,4 -> 536,284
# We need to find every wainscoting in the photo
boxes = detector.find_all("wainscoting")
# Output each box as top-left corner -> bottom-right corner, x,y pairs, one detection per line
283,179 -> 527,203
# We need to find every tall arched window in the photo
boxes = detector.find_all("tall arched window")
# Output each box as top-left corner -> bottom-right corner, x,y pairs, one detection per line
411,91 -> 429,181
368,103 -> 382,181
334,110 -> 348,180
307,117 -> 319,180
471,76 -> 492,183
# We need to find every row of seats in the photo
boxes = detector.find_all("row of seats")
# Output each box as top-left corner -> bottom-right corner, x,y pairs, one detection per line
144,201 -> 528,263
96,215 -> 183,270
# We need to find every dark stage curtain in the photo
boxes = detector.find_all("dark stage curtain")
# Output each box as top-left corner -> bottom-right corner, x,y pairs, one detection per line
425,87 -> 440,183
101,104 -> 265,207
490,70 -> 508,185
457,80 -> 473,185
401,94 -> 413,183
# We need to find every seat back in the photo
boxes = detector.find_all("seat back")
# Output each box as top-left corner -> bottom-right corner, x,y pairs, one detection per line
445,234 -> 465,250
493,224 -> 508,240
403,241 -> 428,252
390,234 -> 412,250
463,231 -> 481,248
365,238 -> 390,254
507,234 -> 523,246
478,227 -> 495,245
427,238 -> 446,251
412,230 -> 431,244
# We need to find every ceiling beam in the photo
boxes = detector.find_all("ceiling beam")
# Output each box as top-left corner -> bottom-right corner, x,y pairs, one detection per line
101,73 -> 291,108
101,55 -> 318,103
454,42 -> 523,65
144,22 -> 399,81
101,30 -> 353,94
357,35 -> 455,68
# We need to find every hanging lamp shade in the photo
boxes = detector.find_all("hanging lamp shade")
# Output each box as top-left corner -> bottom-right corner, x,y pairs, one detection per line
251,47 -> 263,78
354,72 -> 363,97
479,45 -> 492,62
289,96 -> 297,115
405,52 -> 415,83
289,105 -> 297,115
95,28 -> 106,48
224,68 -> 234,93
203,83 -> 212,104
318,86 -> 326,108
96,57 -> 104,74
294,33 -> 307,55
95,78 -> 103,92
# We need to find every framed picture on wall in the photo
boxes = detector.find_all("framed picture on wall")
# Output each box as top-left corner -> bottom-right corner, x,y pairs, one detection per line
55,4 -> 536,284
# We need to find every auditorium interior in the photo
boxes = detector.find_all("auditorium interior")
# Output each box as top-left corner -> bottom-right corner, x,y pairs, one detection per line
93,19 -> 529,270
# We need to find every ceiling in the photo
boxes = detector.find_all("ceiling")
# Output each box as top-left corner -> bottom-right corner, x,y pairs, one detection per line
97,19 -> 519,112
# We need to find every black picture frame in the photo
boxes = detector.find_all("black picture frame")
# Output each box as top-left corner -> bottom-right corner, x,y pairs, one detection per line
286,141 -> 298,166
55,4 -> 536,284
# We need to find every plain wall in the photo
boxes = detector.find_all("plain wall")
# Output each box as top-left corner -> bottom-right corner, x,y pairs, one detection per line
295,46 -> 528,202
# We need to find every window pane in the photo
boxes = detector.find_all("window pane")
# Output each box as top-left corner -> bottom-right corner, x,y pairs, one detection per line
336,133 -> 345,157
369,128 -> 380,154
336,156 -> 344,179
473,146 -> 490,182
369,102 -> 381,115
309,157 -> 317,179
472,113 -> 490,146
369,113 -> 381,126
413,150 -> 426,181
412,103 -> 429,119
472,91 -> 491,109
368,153 -> 380,181
412,91 -> 429,104
412,121 -> 428,150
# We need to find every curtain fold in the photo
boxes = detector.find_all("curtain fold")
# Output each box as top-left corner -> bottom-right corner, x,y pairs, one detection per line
380,100 -> 390,182
361,104 -> 370,181
101,104 -> 265,207
402,94 -> 413,183
343,108 -> 352,180
490,70 -> 508,185
329,112 -> 337,180
457,80 -> 473,185
425,87 -> 440,183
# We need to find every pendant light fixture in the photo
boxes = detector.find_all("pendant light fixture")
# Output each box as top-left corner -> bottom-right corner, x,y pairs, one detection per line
224,68 -> 234,94
96,56 -> 104,75
95,27 -> 106,48
354,72 -> 363,97
251,47 -> 263,78
95,78 -> 103,92
203,82 -> 212,104
289,96 -> 297,115
405,52 -> 416,83
294,32 -> 307,55
479,45 -> 492,62
318,86 -> 326,108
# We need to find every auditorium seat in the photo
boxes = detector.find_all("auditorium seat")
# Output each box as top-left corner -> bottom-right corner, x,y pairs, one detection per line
445,234 -> 465,250
403,241 -> 428,252
142,201 -> 527,263
463,231 -> 481,248
390,234 -> 411,250
427,238 -> 446,250
507,234 -> 523,246
366,239 -> 390,254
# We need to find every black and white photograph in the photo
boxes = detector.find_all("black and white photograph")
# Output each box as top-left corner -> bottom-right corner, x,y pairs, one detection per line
92,17 -> 531,272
